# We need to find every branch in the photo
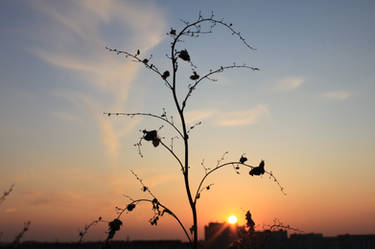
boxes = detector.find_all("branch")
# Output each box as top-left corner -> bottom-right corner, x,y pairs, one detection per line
173,15 -> 256,51
159,140 -> 185,172
12,221 -> 31,245
78,217 -> 104,244
116,198 -> 192,245
118,171 -> 191,244
182,65 -> 259,110
0,184 -> 14,205
194,161 -> 285,203
103,112 -> 183,139
105,47 -> 173,89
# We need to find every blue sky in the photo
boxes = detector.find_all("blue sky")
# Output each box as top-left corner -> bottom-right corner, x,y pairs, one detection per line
1,0 -> 375,242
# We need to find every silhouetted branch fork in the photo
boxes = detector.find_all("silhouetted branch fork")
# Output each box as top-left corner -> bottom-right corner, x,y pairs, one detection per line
116,198 -> 192,244
194,161 -> 285,203
182,65 -> 259,110
103,112 -> 183,138
105,47 -> 172,89
0,184 -> 15,205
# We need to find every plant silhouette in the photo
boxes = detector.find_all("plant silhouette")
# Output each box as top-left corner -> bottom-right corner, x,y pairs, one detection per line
0,184 -> 14,206
104,12 -> 285,249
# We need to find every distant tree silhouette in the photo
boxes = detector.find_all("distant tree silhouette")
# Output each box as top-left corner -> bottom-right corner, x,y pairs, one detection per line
104,12 -> 285,249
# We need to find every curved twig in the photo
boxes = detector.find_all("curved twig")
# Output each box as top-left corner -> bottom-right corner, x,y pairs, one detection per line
173,17 -> 256,52
194,162 -> 285,203
117,198 -> 192,245
78,217 -> 104,243
103,112 -> 184,138
105,47 -> 173,89
159,140 -> 184,172
182,65 -> 259,110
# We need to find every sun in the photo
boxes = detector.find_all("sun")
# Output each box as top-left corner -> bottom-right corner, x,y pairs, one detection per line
227,215 -> 238,224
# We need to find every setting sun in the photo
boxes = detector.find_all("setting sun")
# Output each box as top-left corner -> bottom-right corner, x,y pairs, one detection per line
228,215 -> 238,224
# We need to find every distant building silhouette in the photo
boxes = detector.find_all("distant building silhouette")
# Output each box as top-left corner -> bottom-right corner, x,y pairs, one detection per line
1,230 -> 374,249
204,222 -> 375,249
204,222 -> 239,249
288,233 -> 375,249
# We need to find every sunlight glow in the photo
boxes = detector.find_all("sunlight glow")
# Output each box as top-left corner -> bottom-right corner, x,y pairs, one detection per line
228,215 -> 238,224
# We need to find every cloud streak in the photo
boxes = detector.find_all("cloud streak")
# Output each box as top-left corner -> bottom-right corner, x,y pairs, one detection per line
186,105 -> 269,127
322,90 -> 352,100
276,76 -> 305,91
30,0 -> 167,161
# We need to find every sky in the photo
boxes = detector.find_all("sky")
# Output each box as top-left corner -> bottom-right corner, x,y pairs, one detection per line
1,0 -> 375,243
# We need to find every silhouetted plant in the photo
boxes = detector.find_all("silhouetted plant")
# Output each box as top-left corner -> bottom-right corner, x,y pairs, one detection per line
11,221 -> 31,247
1,185 -> 32,248
104,12 -> 284,249
78,216 -> 104,244
0,184 -> 14,206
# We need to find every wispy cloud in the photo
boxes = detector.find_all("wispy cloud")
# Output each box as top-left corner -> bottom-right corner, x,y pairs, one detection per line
276,76 -> 305,91
185,109 -> 218,124
4,208 -> 17,213
321,90 -> 352,100
216,105 -> 269,127
30,0 -> 166,161
186,105 -> 269,127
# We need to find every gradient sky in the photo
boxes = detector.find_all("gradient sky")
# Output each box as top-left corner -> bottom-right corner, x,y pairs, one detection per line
1,0 -> 375,243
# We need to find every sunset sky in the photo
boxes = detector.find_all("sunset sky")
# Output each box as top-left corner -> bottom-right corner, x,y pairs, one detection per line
1,0 -> 375,242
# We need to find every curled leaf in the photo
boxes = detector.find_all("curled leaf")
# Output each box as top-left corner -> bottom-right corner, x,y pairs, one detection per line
107,218 -> 123,239
127,203 -> 136,211
152,138 -> 160,147
178,49 -> 190,62
249,160 -> 265,176
143,130 -> 160,147
190,71 -> 199,80
108,219 -> 122,231
150,216 -> 159,226
162,70 -> 170,80
240,156 -> 247,164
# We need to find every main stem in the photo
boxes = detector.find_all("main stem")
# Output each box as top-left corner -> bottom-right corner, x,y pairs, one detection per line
171,54 -> 198,249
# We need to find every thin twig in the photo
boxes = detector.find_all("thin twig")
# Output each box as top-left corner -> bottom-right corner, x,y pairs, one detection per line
78,217 -> 104,243
105,47 -> 173,89
103,112 -> 183,138
182,65 -> 259,110
159,140 -> 184,172
0,184 -> 14,205
116,198 -> 192,245
194,161 -> 285,203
